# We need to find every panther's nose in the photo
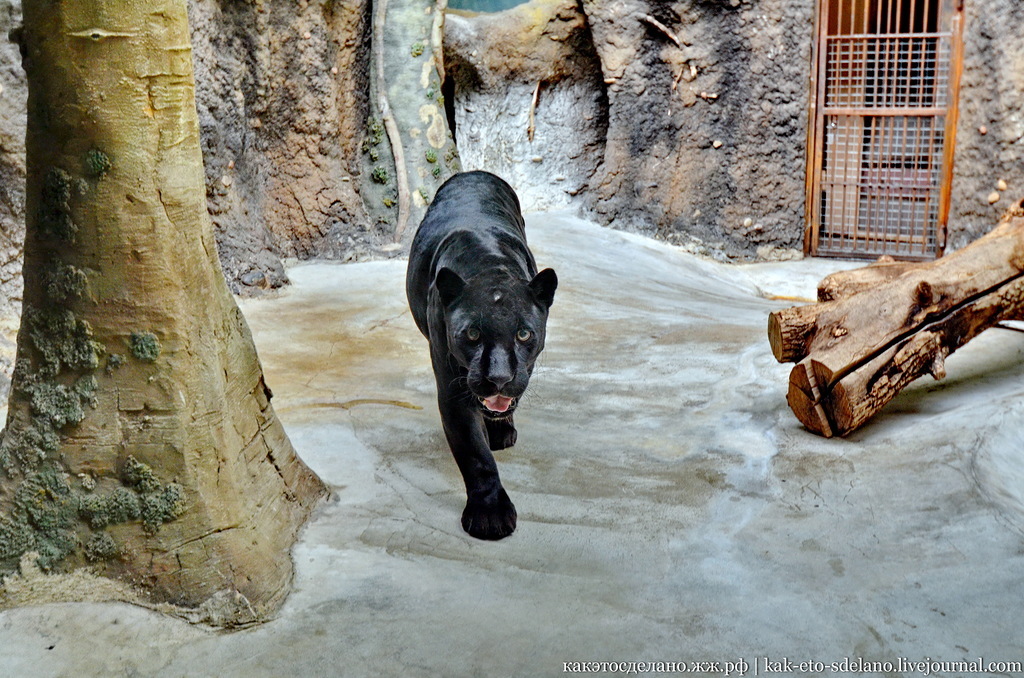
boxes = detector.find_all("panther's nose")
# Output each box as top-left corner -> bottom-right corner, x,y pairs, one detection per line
485,372 -> 512,394
486,350 -> 513,394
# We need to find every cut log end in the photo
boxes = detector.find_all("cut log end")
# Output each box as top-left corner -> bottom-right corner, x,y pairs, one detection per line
767,305 -> 819,363
767,312 -> 784,362
786,362 -> 834,438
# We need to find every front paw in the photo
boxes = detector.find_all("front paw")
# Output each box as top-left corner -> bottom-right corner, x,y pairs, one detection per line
462,488 -> 517,540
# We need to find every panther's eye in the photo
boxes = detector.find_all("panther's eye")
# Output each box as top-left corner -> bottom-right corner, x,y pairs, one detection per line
516,328 -> 533,342
466,328 -> 481,342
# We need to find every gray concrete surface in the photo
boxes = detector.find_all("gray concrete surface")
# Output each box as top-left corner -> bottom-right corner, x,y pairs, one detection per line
2,213 -> 1024,676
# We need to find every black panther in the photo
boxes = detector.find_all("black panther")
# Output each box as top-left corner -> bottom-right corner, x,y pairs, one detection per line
406,171 -> 557,540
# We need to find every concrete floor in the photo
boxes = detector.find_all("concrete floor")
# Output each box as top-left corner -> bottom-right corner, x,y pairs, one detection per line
2,213 -> 1024,676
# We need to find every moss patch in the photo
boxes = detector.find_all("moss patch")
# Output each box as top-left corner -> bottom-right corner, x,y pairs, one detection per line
0,379 -> 96,571
37,167 -> 77,241
79,487 -> 140,529
24,376 -> 97,429
139,485 -> 185,534
122,455 -> 161,494
83,533 -> 118,562
24,307 -> 103,378
1,289 -> 101,477
106,353 -> 125,373
0,373 -> 97,474
129,332 -> 161,362
365,117 -> 385,150
0,456 -> 186,573
0,470 -> 79,570
444,146 -> 461,171
0,423 -> 60,476
42,261 -> 88,303
84,149 -> 112,178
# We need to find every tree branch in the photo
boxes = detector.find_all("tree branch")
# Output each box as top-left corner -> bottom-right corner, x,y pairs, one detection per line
527,81 -> 541,143
640,14 -> 681,49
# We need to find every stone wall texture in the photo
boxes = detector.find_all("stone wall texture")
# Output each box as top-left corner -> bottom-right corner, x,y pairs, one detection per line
947,0 -> 1024,250
0,0 -> 24,401
0,0 -> 1021,357
445,0 -> 1024,260
446,0 -> 816,260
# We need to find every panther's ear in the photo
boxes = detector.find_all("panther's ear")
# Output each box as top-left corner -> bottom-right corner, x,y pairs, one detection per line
434,267 -> 466,307
529,268 -> 558,309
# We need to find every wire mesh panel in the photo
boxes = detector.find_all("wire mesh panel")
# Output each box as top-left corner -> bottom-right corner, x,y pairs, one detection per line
825,35 -> 950,109
819,114 -> 943,257
808,0 -> 963,261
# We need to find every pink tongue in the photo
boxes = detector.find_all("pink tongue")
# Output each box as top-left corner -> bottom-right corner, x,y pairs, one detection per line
483,395 -> 513,413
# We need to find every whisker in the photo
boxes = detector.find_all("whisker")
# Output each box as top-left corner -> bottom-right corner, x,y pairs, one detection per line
446,376 -> 469,394
518,388 -> 544,407
444,375 -> 474,404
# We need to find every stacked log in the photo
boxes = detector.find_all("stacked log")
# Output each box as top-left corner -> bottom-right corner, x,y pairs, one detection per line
768,200 -> 1024,437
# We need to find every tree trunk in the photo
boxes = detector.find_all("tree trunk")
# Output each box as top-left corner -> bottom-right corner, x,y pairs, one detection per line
0,0 -> 326,624
769,200 -> 1024,438
362,0 -> 460,242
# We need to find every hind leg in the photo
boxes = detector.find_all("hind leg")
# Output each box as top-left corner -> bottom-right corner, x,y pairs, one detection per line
485,415 -> 517,451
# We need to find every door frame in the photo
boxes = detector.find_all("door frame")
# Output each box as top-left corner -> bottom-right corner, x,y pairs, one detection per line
803,0 -> 966,260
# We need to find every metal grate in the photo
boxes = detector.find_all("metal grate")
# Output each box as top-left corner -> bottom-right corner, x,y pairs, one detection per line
819,115 -> 943,257
825,35 -> 950,109
806,0 -> 964,261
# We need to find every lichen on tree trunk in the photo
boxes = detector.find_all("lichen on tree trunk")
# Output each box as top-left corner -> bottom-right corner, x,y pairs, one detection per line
362,0 -> 460,242
0,0 -> 327,625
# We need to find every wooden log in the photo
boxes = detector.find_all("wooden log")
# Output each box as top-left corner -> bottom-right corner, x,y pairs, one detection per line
787,274 -> 1024,436
816,260 -> 925,302
786,360 -> 833,437
772,200 -> 1024,437
769,206 -> 1024,367
768,304 -> 822,363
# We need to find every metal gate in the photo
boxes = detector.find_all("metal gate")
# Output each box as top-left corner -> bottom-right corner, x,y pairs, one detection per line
805,0 -> 965,260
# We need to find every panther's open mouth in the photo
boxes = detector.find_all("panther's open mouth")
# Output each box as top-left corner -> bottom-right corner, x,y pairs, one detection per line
480,395 -> 515,415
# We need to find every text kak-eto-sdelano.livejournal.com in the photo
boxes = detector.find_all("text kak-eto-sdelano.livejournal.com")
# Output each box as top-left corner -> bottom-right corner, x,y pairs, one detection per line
562,657 -> 1024,675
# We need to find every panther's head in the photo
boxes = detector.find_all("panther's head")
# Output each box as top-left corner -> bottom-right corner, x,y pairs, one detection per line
435,266 -> 557,417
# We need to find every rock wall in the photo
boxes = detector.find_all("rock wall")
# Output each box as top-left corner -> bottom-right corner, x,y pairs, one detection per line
445,1 -> 609,212
947,0 -> 1024,250
0,0 -> 24,402
446,0 -> 814,260
582,0 -> 813,259
446,0 -> 1024,260
0,0 -> 1020,321
187,0 -> 377,292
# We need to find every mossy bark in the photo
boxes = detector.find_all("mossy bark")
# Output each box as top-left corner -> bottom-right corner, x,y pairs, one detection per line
0,0 -> 327,624
362,0 -> 460,242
